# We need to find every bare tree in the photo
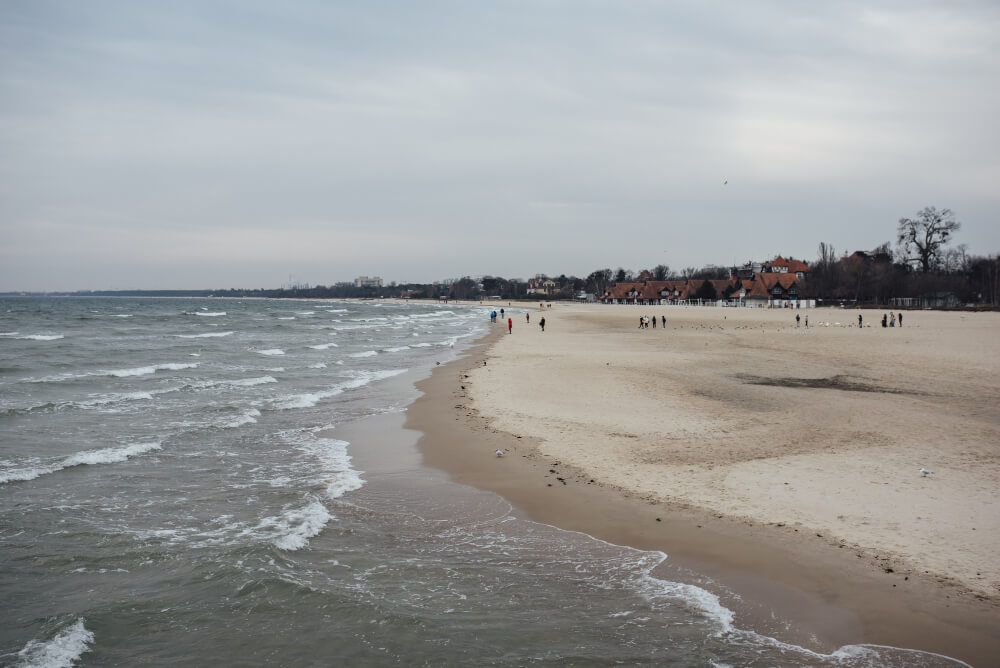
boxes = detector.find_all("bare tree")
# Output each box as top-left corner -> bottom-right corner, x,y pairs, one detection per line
614,267 -> 633,282
586,268 -> 612,295
651,264 -> 670,280
897,207 -> 961,273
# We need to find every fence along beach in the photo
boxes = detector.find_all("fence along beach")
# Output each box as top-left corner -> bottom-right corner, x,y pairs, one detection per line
411,303 -> 1000,665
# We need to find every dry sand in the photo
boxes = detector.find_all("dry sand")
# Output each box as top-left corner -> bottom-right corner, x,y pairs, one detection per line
470,304 -> 1000,595
409,302 -> 1000,664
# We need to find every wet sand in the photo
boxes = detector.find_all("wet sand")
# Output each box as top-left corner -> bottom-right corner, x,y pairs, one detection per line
406,304 -> 1000,666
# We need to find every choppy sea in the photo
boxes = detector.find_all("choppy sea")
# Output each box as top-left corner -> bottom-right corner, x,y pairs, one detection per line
0,297 -> 967,667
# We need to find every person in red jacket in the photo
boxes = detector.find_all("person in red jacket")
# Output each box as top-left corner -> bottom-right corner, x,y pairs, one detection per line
507,317 -> 512,334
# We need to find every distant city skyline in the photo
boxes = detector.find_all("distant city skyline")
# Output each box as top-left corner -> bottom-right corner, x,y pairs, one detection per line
2,1 -> 998,291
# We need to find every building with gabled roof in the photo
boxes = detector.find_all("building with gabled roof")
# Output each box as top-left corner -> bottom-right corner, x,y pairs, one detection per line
766,256 -> 810,279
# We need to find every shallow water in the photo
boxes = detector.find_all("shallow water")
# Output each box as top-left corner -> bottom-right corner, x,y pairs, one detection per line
0,297 -> 967,667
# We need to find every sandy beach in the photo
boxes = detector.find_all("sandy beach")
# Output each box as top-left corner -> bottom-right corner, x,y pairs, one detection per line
408,303 -> 1000,665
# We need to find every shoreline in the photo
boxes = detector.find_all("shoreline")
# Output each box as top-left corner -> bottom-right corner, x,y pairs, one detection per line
405,305 -> 1000,666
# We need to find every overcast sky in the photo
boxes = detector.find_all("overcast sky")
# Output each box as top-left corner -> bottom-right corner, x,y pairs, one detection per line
2,1 -> 998,291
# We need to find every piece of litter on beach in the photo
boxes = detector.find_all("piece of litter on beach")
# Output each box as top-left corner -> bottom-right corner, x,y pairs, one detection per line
919,468 -> 933,476
495,449 -> 504,457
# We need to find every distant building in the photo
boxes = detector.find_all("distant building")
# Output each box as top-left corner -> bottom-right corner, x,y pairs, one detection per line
354,276 -> 384,288
527,276 -> 559,295
764,256 -> 810,280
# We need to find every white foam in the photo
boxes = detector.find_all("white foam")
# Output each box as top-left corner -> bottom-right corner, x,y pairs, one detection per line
175,331 -> 234,338
349,350 -> 377,358
16,334 -> 65,341
270,368 -> 406,410
195,311 -> 227,317
62,441 -> 163,467
0,331 -> 19,336
15,617 -> 94,668
106,363 -> 198,378
296,434 -> 365,499
256,349 -> 285,356
409,310 -> 456,319
219,408 -> 260,429
382,346 -> 411,353
1,442 -> 162,484
309,363 -> 327,369
26,363 -> 198,383
224,376 -> 277,387
78,391 -> 154,407
260,500 -> 332,551
277,317 -> 296,320
113,314 -> 133,318
307,343 -> 339,350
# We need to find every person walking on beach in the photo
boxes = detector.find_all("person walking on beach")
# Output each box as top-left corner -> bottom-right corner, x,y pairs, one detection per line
899,312 -> 903,327
890,312 -> 896,327
638,316 -> 644,329
508,317 -> 512,334
539,317 -> 545,332
526,313 -> 530,323
796,313 -> 800,328
858,313 -> 863,328
661,315 -> 665,328
805,315 -> 808,328
882,314 -> 888,328
652,315 -> 656,328
500,308 -> 505,320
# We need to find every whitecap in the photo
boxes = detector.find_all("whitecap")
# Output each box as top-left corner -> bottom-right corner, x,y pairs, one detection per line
256,349 -> 285,356
62,441 -> 163,468
223,376 -> 277,387
78,391 -> 155,407
349,350 -> 377,358
15,617 -> 94,668
0,331 -> 19,337
277,317 -> 296,320
309,363 -> 327,369
269,369 -> 405,410
219,409 -> 261,429
1,442 -> 162,484
195,311 -> 227,317
307,438 -> 364,499
307,343 -> 338,350
260,500 -> 332,551
16,334 -> 64,341
382,346 -> 411,353
106,363 -> 198,378
175,331 -> 234,339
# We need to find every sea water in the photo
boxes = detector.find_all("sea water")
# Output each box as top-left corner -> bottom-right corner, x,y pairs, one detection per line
0,297 -> 967,667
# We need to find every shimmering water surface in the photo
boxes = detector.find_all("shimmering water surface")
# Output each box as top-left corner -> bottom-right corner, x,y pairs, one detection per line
0,297 -> 966,667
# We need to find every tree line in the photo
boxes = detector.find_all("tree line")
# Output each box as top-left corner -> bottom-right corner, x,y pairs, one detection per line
808,207 -> 999,306
10,207 -> 995,307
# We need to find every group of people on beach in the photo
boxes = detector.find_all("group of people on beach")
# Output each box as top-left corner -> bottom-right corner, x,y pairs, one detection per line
490,307 -> 544,333
638,315 -> 665,329
881,311 -> 902,328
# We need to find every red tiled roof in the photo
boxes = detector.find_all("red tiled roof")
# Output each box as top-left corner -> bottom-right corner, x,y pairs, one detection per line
770,256 -> 810,273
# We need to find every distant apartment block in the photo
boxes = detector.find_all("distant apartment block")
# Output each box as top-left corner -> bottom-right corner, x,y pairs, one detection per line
354,276 -> 384,288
